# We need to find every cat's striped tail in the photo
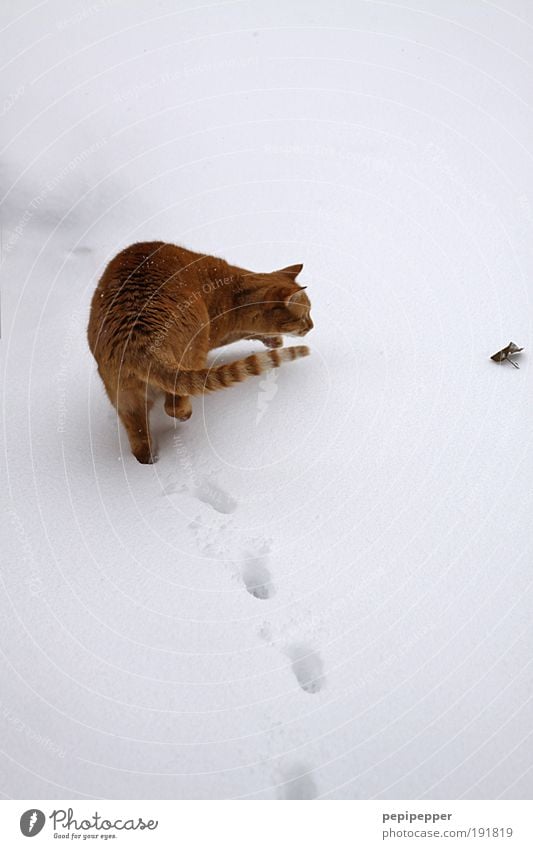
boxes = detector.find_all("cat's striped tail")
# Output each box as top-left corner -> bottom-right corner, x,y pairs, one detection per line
143,345 -> 310,396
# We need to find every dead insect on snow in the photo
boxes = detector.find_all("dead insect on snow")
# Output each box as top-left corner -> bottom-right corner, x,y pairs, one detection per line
490,341 -> 524,369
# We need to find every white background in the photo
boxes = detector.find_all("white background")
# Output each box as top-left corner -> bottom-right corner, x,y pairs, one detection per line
1,0 -> 532,800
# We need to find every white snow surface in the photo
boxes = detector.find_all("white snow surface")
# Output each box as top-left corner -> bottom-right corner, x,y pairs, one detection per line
1,0 -> 532,800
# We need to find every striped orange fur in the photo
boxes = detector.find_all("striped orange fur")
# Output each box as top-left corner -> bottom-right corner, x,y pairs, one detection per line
87,241 -> 313,463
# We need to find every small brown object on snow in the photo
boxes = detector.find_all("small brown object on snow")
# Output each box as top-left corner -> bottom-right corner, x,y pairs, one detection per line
490,342 -> 524,369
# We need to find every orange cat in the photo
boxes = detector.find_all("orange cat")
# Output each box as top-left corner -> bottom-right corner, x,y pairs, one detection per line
87,241 -> 313,463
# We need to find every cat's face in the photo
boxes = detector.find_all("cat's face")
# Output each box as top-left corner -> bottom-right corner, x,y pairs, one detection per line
241,266 -> 314,339
272,285 -> 314,337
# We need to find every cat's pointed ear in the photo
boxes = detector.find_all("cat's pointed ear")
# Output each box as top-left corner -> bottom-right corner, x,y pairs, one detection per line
276,263 -> 303,279
284,286 -> 307,306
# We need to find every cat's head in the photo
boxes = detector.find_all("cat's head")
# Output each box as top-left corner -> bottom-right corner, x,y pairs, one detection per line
240,264 -> 313,338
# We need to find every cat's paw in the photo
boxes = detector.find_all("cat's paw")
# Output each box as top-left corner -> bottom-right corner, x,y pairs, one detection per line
133,446 -> 158,464
262,335 -> 283,348
164,395 -> 192,421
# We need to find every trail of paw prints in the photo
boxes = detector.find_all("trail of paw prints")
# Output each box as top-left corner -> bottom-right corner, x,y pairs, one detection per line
188,510 -> 276,606
188,514 -> 233,558
259,623 -> 326,695
193,475 -> 237,514
161,477 -> 186,497
278,762 -> 318,800
162,471 -> 237,514
240,546 -> 275,600
286,643 -> 325,694
164,461 -> 276,600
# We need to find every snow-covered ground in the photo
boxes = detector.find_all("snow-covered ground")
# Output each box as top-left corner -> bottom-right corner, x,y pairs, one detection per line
1,0 -> 532,800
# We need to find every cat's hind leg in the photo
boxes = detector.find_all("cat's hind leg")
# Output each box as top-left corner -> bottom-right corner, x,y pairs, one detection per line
155,322 -> 209,424
116,383 -> 156,464
161,345 -> 208,422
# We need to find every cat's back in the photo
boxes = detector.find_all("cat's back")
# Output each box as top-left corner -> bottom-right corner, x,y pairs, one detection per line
87,241 -> 200,360
97,241 -> 192,293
